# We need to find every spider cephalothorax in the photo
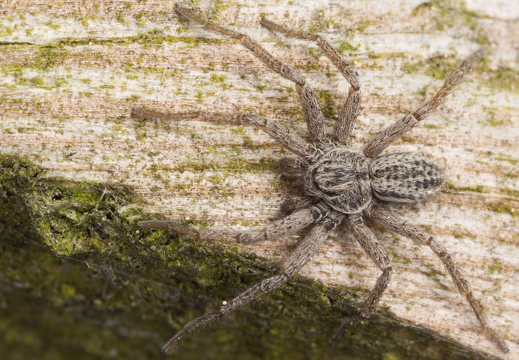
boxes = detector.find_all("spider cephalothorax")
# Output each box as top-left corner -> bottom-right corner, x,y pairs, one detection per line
304,147 -> 372,214
135,4 -> 508,355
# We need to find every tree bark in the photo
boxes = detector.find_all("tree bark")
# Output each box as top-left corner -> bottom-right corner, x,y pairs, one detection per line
0,0 -> 518,358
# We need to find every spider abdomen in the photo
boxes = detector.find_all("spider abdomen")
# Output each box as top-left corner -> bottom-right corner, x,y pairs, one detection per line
369,152 -> 443,203
304,148 -> 372,214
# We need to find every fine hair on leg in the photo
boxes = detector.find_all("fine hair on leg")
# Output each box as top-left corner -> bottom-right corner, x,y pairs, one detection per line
161,212 -> 342,353
333,213 -> 392,341
367,205 -> 509,352
260,17 -> 361,145
363,50 -> 483,158
174,4 -> 327,144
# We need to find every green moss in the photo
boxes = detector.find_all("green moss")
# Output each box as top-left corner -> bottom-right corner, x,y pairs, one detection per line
401,53 -> 519,95
307,47 -> 322,59
0,154 -> 499,359
354,19 -> 376,33
0,24 -> 14,36
401,61 -> 421,75
210,74 -> 226,83
30,76 -> 45,86
336,40 -> 359,54
487,201 -> 516,217
445,181 -> 518,200
318,90 -> 336,118
423,124 -> 444,129
495,156 -> 518,165
54,31 -> 228,49
445,180 -> 485,193
487,258 -> 505,274
486,117 -> 505,127
98,84 -> 115,90
169,157 -> 278,175
212,0 -> 232,20
127,94 -> 141,101
308,9 -> 343,32
367,52 -> 405,60
498,188 -> 519,198
116,13 -> 126,24
44,20 -> 61,30
424,55 -> 458,80
34,43 -> 69,70
196,90 -> 204,103
486,67 -> 519,94
411,0 -> 490,45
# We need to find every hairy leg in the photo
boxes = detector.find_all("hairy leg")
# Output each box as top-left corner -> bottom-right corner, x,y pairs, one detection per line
138,203 -> 330,244
161,211 -> 343,353
334,213 -> 392,341
367,205 -> 508,352
363,50 -> 483,158
260,18 -> 361,145
174,4 -> 326,143
131,108 -> 310,158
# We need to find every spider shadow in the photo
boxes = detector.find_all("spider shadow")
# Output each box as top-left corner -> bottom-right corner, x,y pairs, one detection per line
0,154 -> 495,360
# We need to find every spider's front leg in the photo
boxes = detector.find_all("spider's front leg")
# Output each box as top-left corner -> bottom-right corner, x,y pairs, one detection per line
367,205 -> 509,353
333,213 -> 392,341
260,18 -> 361,145
173,4 -> 327,144
160,211 -> 343,354
363,50 -> 483,158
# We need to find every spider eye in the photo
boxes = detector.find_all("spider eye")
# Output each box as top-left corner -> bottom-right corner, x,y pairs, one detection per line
369,152 -> 443,203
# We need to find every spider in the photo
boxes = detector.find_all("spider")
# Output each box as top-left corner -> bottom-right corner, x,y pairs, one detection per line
133,4 -> 509,355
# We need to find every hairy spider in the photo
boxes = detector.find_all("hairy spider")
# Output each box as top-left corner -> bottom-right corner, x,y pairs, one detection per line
134,4 -> 508,355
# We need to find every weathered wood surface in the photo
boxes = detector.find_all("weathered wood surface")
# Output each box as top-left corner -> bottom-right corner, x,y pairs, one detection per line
0,0 -> 518,358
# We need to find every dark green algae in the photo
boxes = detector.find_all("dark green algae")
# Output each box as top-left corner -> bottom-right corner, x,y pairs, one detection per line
0,154 -> 498,360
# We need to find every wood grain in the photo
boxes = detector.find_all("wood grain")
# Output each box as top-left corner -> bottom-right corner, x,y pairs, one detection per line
0,0 -> 518,357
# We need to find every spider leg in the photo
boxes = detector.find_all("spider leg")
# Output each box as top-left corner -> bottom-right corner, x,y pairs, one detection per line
161,211 -> 343,354
367,205 -> 509,353
333,213 -> 392,341
363,50 -> 483,158
174,4 -> 326,143
131,108 -> 310,158
139,202 -> 330,244
260,18 -> 361,145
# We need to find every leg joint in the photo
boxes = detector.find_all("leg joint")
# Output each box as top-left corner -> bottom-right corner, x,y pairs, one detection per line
311,203 -> 331,222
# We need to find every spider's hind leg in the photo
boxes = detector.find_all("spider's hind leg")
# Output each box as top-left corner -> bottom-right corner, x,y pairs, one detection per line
367,205 -> 509,353
333,213 -> 392,341
160,212 -> 342,353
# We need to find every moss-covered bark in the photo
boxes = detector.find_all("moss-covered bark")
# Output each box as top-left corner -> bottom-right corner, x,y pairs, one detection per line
0,154 -> 498,360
